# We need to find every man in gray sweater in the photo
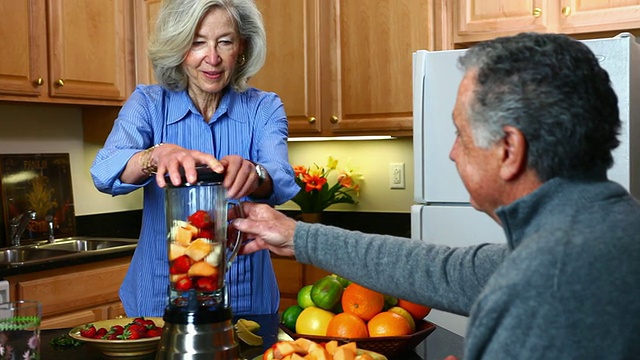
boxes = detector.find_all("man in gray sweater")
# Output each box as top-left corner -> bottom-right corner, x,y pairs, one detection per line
234,33 -> 640,359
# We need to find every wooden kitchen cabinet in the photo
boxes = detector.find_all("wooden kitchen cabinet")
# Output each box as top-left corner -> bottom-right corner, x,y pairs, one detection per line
4,257 -> 131,329
454,0 -> 640,45
0,0 -> 135,105
133,0 -> 163,85
271,255 -> 330,312
251,0 -> 432,137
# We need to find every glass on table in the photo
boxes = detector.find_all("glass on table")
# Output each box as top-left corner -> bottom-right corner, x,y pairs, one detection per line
0,300 -> 42,360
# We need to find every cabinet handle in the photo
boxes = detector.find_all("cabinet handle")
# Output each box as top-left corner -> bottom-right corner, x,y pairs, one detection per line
562,6 -> 571,16
56,79 -> 65,86
532,7 -> 542,17
308,116 -> 316,124
34,78 -> 44,86
330,116 -> 339,124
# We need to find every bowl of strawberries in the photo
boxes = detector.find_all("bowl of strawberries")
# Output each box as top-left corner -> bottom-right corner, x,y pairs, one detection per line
68,317 -> 164,357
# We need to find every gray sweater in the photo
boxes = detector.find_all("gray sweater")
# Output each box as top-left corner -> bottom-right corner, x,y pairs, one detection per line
293,178 -> 640,359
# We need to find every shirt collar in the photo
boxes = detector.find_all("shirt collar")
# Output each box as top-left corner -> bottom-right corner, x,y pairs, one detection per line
165,87 -> 247,125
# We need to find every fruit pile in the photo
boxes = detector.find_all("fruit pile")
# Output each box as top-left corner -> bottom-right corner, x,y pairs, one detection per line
264,337 -> 377,360
168,210 -> 223,292
281,275 -> 431,339
79,317 -> 162,340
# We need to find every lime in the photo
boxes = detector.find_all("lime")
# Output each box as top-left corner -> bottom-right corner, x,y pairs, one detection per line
331,274 -> 352,288
383,294 -> 398,310
297,284 -> 314,309
295,306 -> 335,336
310,276 -> 344,310
281,305 -> 304,331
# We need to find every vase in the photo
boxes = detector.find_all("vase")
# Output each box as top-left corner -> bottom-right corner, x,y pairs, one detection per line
300,212 -> 322,223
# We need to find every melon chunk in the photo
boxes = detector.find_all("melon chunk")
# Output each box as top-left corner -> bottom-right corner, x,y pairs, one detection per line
185,238 -> 212,261
188,261 -> 217,277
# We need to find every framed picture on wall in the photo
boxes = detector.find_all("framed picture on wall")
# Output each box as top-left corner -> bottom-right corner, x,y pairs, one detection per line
0,153 -> 76,246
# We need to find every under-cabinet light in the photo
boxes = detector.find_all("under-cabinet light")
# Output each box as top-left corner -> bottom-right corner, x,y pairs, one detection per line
287,136 -> 396,142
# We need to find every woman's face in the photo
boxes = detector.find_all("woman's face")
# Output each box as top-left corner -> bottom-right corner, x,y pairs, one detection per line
183,7 -> 244,98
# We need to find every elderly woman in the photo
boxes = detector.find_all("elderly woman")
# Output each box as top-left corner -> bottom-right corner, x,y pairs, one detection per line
91,0 -> 299,317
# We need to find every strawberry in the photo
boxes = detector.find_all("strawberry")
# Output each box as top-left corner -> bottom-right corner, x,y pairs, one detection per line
172,255 -> 191,273
79,324 -> 97,338
175,276 -> 193,291
198,228 -> 215,240
188,210 -> 212,229
110,325 -> 125,335
119,329 -> 144,340
147,328 -> 162,337
195,276 -> 217,292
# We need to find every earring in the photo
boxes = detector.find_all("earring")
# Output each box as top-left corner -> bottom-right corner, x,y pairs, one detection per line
237,54 -> 246,66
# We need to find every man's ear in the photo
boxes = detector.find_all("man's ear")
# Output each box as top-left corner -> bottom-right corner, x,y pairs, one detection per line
499,125 -> 528,181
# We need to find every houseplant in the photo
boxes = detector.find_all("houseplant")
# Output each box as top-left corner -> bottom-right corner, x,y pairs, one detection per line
291,156 -> 363,221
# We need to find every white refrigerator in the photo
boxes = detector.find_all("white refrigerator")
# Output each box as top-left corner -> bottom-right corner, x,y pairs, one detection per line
410,33 -> 640,357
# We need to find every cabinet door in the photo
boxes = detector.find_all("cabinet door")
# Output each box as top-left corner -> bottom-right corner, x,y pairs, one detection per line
134,0 -> 163,85
0,0 -> 47,97
251,0 -> 322,135
558,0 -> 640,34
323,0 -> 430,135
454,0 -> 554,44
47,0 -> 129,101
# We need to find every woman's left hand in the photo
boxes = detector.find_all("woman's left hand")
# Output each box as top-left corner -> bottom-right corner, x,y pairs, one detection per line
220,155 -> 262,199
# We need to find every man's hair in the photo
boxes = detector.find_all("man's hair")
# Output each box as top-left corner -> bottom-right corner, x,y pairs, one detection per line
148,0 -> 266,92
458,32 -> 620,181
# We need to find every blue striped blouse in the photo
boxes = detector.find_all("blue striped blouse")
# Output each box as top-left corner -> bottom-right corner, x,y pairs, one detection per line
91,84 -> 299,316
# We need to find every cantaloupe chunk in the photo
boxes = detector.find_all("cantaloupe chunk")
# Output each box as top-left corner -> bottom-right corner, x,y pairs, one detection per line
324,340 -> 339,355
307,347 -> 331,360
185,238 -> 212,261
338,342 -> 357,355
174,225 -> 194,246
274,341 -> 305,358
169,243 -> 187,261
187,261 -> 217,277
290,354 -> 305,360
354,353 -> 375,360
333,347 -> 356,360
293,338 -> 315,353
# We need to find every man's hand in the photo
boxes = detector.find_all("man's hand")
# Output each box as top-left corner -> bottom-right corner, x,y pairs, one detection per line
233,202 -> 297,257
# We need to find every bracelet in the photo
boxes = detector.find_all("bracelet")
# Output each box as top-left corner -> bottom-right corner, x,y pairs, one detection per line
140,143 -> 163,176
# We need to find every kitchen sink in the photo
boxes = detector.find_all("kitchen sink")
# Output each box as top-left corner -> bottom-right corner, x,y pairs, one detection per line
0,237 -> 138,266
0,248 -> 75,264
34,238 -> 138,252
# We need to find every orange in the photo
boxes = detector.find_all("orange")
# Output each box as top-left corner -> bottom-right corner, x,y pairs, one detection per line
341,283 -> 385,321
367,311 -> 413,337
326,312 -> 369,339
387,306 -> 416,332
397,299 -> 432,320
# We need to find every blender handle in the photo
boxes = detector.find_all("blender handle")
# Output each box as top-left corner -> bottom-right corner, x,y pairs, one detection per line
226,201 -> 245,268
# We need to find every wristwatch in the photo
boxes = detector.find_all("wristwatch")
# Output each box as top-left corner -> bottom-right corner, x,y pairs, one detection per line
254,163 -> 268,186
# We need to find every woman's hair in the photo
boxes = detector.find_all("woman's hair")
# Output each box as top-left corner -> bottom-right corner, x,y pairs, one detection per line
458,32 -> 620,181
148,0 -> 266,92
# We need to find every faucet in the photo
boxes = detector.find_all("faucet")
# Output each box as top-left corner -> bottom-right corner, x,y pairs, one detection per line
10,210 -> 36,246
45,215 -> 55,243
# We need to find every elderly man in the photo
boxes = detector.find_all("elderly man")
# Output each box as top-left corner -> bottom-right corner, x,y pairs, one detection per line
233,33 -> 640,359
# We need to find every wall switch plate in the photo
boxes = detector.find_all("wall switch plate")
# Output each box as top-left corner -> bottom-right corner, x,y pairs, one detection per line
389,162 -> 405,189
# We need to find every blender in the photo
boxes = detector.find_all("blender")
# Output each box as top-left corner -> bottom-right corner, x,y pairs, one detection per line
156,166 -> 243,359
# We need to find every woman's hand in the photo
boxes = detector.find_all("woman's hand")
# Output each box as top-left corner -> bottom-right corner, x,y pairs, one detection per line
219,155 -> 267,199
152,144 -> 224,187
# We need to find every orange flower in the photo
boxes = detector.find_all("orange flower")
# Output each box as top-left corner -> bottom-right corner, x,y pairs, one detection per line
302,173 -> 327,192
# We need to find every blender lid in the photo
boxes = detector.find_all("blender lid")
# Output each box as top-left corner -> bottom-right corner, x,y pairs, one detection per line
164,165 -> 225,187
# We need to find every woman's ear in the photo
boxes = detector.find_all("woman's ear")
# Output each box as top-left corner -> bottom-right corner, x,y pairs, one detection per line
499,125 -> 528,181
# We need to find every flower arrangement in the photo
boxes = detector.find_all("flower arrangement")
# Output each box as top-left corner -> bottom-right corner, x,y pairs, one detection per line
291,156 -> 363,213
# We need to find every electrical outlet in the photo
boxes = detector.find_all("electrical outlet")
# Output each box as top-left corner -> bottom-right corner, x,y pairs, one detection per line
389,162 -> 405,189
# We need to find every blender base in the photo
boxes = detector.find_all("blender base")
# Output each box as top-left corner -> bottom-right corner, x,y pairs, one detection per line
156,306 -> 239,360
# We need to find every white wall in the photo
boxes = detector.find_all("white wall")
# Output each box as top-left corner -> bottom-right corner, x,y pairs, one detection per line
0,103 -> 414,216
0,104 -> 142,216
